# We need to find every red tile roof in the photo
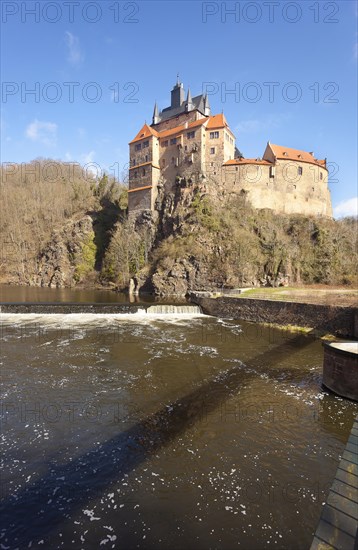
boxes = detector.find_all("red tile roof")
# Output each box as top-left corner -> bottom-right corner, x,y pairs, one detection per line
206,113 -> 228,129
128,184 -> 152,193
129,161 -> 160,171
158,118 -> 209,139
129,124 -> 159,144
268,144 -> 326,167
130,114 -> 234,145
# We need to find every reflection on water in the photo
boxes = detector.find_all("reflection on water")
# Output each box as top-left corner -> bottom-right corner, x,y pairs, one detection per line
0,303 -> 357,549
0,284 -> 189,304
0,284 -> 126,303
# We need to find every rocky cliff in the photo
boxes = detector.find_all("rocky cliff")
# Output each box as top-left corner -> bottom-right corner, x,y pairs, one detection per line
36,216 -> 96,288
1,160 -> 357,294
118,184 -> 357,296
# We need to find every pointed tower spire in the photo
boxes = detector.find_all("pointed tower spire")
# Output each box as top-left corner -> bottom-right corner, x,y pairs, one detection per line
185,87 -> 193,112
152,101 -> 159,125
203,93 -> 211,116
187,87 -> 192,103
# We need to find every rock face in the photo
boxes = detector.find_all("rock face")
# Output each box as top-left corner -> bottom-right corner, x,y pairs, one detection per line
151,258 -> 196,296
36,216 -> 95,288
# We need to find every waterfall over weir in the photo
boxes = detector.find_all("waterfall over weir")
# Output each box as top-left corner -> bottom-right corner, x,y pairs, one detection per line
0,302 -> 203,316
146,304 -> 202,315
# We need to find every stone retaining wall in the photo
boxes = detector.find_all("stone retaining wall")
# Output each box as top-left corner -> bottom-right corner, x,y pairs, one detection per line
193,296 -> 358,338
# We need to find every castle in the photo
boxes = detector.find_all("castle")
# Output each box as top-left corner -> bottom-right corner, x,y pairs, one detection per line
128,79 -> 333,218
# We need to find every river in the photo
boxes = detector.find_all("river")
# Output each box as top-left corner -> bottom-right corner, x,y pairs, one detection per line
0,286 -> 357,549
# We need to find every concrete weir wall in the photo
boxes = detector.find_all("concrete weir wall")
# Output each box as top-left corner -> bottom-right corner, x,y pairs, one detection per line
193,296 -> 358,338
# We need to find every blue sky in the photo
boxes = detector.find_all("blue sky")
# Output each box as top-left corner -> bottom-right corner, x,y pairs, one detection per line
1,0 -> 357,216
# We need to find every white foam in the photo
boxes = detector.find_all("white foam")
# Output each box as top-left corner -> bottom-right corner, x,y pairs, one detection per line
0,309 -> 205,328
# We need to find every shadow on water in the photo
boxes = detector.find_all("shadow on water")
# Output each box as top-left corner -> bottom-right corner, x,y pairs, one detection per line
0,326 -> 343,546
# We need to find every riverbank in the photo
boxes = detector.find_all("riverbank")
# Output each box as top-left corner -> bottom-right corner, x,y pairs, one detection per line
191,294 -> 358,339
210,286 -> 358,307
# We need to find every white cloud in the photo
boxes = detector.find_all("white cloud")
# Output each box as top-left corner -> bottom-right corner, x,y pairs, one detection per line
235,114 -> 291,134
334,197 -> 358,218
80,151 -> 95,164
65,31 -> 84,65
235,119 -> 260,133
80,151 -> 101,176
25,119 -> 57,147
77,127 -> 86,139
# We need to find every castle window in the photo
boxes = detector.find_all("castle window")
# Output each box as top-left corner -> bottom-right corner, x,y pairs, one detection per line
145,155 -> 148,162
162,140 -> 168,147
135,143 -> 141,151
184,145 -> 187,151
142,140 -> 149,148
210,147 -> 215,154
170,138 -> 177,145
134,171 -> 137,178
161,158 -> 166,167
187,131 -> 195,139
320,172 -> 323,180
269,166 -> 275,178
298,166 -> 303,175
210,131 -> 219,139
171,157 -> 175,164
132,159 -> 136,166
142,168 -> 146,176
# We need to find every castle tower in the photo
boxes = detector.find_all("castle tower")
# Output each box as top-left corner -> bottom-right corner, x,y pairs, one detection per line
171,77 -> 185,109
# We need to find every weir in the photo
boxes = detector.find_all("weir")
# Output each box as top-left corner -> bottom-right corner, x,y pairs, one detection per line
0,302 -> 202,315
146,304 -> 202,315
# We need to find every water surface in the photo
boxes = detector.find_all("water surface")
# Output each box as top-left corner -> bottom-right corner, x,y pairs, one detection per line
0,292 -> 357,549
